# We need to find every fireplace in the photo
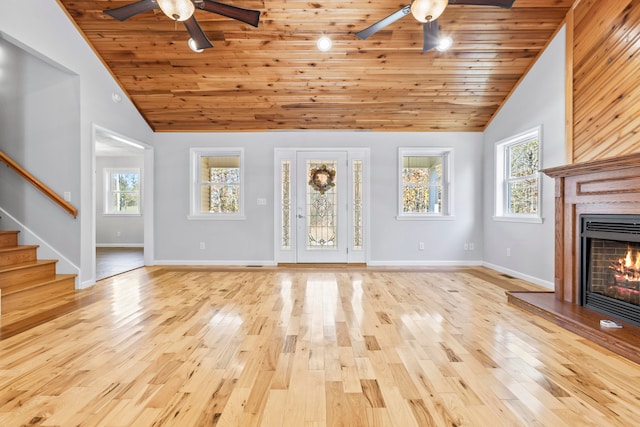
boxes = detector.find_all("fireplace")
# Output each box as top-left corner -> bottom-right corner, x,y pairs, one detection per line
506,153 -> 640,365
581,214 -> 640,325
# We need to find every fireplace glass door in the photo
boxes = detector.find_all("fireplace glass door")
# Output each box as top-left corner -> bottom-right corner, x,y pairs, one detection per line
581,214 -> 640,325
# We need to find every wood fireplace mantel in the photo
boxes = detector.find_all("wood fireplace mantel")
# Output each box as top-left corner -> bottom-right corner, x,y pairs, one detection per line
543,152 -> 640,303
508,152 -> 640,364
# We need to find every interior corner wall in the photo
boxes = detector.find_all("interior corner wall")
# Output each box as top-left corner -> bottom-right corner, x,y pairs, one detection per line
0,1 -> 153,286
482,26 -> 567,288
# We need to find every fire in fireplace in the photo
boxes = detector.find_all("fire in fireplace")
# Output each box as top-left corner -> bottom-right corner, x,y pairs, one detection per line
608,247 -> 640,305
581,214 -> 640,326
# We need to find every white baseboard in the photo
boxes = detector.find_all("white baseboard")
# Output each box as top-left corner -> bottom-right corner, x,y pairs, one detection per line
96,243 -> 144,248
482,261 -> 554,289
154,259 -> 278,267
367,260 -> 483,267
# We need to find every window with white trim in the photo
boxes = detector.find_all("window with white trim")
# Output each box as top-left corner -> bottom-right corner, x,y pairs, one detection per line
104,168 -> 140,215
190,148 -> 244,219
494,127 -> 542,222
398,147 -> 452,218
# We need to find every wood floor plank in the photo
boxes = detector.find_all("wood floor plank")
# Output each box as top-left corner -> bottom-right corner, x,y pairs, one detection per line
0,266 -> 639,426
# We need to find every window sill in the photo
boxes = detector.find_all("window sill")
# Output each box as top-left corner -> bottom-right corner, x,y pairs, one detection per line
188,214 -> 246,221
493,215 -> 543,224
396,215 -> 455,221
103,213 -> 141,217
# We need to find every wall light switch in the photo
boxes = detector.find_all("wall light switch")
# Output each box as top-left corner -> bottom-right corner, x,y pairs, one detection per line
64,191 -> 71,202
257,198 -> 267,206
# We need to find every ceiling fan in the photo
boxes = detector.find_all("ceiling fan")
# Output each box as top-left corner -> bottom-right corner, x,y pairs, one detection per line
356,0 -> 515,52
103,0 -> 261,51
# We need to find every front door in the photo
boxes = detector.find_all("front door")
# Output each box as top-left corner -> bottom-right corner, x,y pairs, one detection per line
296,151 -> 348,263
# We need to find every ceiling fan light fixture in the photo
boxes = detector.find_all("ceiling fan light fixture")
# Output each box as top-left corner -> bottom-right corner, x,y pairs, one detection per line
188,38 -> 204,53
436,36 -> 453,51
157,0 -> 195,21
410,0 -> 447,23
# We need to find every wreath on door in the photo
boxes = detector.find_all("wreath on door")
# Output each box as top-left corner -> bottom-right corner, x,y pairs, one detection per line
308,164 -> 336,194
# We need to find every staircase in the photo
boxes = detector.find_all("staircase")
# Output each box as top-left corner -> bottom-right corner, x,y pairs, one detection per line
0,230 -> 76,324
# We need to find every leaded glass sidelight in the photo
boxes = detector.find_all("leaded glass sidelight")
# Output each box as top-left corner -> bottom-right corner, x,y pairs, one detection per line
353,160 -> 363,249
306,160 -> 338,249
281,160 -> 291,249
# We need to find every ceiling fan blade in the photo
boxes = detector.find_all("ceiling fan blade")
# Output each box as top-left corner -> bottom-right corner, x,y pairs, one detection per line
355,5 -> 412,40
422,20 -> 439,52
103,0 -> 158,21
183,16 -> 214,50
197,0 -> 261,27
448,0 -> 515,8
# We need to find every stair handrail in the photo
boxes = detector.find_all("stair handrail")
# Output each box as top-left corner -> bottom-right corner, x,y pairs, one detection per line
0,150 -> 78,218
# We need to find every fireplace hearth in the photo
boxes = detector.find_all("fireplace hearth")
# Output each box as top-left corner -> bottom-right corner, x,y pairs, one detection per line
581,215 -> 640,325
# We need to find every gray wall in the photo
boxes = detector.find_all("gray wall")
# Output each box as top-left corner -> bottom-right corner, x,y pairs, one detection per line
482,26 -> 567,288
96,156 -> 144,246
153,132 -> 484,265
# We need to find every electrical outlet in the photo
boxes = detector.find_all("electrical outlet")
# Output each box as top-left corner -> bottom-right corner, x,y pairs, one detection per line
506,247 -> 511,257
200,242 -> 205,250
419,242 -> 425,250
469,242 -> 474,251
464,243 -> 469,251
116,231 -> 121,237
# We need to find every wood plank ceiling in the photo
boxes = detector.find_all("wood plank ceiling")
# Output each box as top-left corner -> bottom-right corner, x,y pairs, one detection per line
57,0 -> 573,132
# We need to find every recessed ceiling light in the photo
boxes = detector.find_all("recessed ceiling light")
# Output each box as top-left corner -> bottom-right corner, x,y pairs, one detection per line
436,36 -> 453,52
317,35 -> 332,52
188,38 -> 204,53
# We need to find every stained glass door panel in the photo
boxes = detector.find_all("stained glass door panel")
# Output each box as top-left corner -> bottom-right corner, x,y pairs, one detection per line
296,152 -> 348,262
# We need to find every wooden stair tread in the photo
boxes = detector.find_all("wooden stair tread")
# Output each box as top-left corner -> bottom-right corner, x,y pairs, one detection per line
0,259 -> 58,274
0,244 -> 39,253
0,230 -> 19,235
2,274 -> 76,297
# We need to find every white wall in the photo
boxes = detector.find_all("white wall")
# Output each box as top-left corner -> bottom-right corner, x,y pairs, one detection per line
154,132 -> 484,265
96,156 -> 145,246
0,0 -> 153,287
482,26 -> 567,288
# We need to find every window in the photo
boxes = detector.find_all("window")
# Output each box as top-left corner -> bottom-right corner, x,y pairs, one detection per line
105,168 -> 141,214
398,148 -> 452,218
494,127 -> 542,222
190,148 -> 244,219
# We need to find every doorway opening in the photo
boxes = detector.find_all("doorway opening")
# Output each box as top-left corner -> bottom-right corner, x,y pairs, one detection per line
93,125 -> 154,280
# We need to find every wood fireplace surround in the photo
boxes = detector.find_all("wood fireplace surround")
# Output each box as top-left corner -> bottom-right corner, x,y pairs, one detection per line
508,152 -> 640,364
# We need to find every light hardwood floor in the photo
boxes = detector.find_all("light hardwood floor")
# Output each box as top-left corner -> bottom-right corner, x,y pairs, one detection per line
96,247 -> 144,280
0,266 -> 638,426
